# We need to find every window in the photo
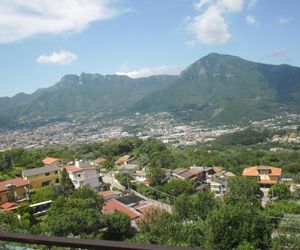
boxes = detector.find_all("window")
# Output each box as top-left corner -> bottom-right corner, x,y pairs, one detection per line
77,174 -> 81,178
42,181 -> 51,186
55,178 -> 59,183
55,171 -> 58,174
45,173 -> 50,176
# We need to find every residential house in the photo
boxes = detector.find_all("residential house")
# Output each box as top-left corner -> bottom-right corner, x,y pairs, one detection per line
0,202 -> 19,211
0,178 -> 29,204
133,203 -> 155,216
115,155 -> 131,166
119,164 -> 139,173
171,167 -> 206,182
212,166 -> 223,173
224,172 -> 236,178
91,157 -> 106,167
116,195 -> 144,207
102,199 -> 141,220
208,180 -> 227,196
22,166 -> 60,189
42,157 -> 66,167
65,160 -> 101,191
242,166 -> 282,187
98,190 -> 121,200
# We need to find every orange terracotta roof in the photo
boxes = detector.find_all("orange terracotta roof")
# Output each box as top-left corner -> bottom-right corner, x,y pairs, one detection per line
269,167 -> 282,176
65,165 -> 82,173
115,155 -> 130,165
98,191 -> 120,198
242,167 -> 259,176
92,158 -> 106,164
142,179 -> 152,186
102,199 -> 141,220
133,203 -> 155,215
42,157 -> 59,165
0,178 -> 29,192
213,166 -> 223,173
243,166 -> 282,177
0,202 -> 18,210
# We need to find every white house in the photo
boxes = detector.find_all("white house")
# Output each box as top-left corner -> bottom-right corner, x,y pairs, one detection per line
65,160 -> 101,191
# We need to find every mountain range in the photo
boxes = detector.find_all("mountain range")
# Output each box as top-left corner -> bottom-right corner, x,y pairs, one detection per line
1,53 -> 300,127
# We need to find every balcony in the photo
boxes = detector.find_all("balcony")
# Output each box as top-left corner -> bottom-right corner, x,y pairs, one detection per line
0,232 -> 203,250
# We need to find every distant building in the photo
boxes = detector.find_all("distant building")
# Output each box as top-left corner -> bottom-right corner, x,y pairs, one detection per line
119,164 -> 139,173
116,195 -> 144,207
22,166 -> 60,189
98,190 -> 121,200
115,155 -> 131,166
242,166 -> 282,187
133,203 -> 155,216
91,157 -> 106,167
65,160 -> 101,191
212,166 -> 223,173
171,167 -> 206,182
102,199 -> 141,220
208,180 -> 227,196
224,172 -> 236,178
0,178 -> 29,204
42,157 -> 66,167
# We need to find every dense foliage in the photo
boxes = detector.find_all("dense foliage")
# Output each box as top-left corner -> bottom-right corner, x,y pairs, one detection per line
0,134 -> 300,249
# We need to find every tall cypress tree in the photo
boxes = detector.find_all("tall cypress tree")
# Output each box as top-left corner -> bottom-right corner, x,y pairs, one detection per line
60,168 -> 75,197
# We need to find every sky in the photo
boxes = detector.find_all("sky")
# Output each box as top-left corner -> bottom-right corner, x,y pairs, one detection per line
0,0 -> 299,97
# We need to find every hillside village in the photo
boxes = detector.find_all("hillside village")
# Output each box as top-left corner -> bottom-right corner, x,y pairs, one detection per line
0,134 -> 299,249
0,153 -> 287,216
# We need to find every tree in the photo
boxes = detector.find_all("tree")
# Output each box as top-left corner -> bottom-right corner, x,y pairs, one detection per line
17,203 -> 37,231
116,172 -> 131,189
174,191 -> 217,221
204,203 -> 272,250
102,158 -> 115,170
225,176 -> 260,206
162,179 -> 194,197
44,195 -> 105,237
70,185 -> 105,208
135,208 -> 205,248
103,212 -> 131,240
234,241 -> 258,250
57,168 -> 75,197
30,186 -> 57,203
0,212 -> 21,232
146,165 -> 165,186
268,183 -> 291,200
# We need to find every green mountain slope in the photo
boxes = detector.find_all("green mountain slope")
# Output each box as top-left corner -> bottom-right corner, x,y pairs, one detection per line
131,53 -> 300,124
1,53 -> 300,127
0,73 -> 176,126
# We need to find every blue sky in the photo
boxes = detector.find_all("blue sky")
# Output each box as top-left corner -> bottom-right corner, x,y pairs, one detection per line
0,0 -> 299,97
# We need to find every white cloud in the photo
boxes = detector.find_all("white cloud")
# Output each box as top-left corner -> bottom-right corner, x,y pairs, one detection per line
188,0 -> 248,45
37,50 -> 78,65
246,15 -> 257,25
115,65 -> 184,78
278,16 -> 291,25
248,0 -> 257,9
189,6 -> 230,45
194,0 -> 213,11
0,0 -> 122,44
272,48 -> 288,58
221,0 -> 244,12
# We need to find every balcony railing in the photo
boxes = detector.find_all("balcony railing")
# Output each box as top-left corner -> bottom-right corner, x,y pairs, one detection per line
0,232 -> 203,250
